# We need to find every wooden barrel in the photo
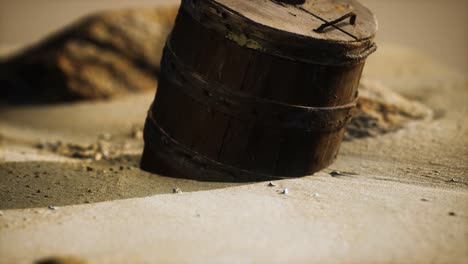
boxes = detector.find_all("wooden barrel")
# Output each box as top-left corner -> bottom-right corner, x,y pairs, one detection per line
141,0 -> 377,181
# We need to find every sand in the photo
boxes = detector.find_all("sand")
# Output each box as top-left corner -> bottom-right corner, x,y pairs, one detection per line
2,1 -> 467,262
0,41 -> 467,263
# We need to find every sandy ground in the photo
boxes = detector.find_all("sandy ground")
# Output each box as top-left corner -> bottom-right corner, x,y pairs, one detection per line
0,43 -> 467,263
1,1 -> 468,263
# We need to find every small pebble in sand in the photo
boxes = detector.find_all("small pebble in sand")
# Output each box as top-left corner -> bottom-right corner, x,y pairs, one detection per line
48,205 -> 58,210
268,182 -> 277,187
86,166 -> 93,172
131,127 -> 144,140
119,166 -> 124,171
420,198 -> 429,202
98,133 -> 112,140
330,170 -> 341,177
312,193 -> 320,197
36,142 -> 46,149
281,188 -> 289,195
102,150 -> 110,159
36,189 -> 41,193
448,212 -> 456,216
94,152 -> 103,161
173,188 -> 182,194
133,130 -> 143,140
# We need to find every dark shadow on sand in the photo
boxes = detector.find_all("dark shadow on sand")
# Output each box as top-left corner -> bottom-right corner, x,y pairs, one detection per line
0,155 -> 246,210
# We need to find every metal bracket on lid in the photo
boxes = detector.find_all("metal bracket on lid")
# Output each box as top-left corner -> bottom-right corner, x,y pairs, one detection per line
314,12 -> 357,33
270,0 -> 360,40
297,7 -> 359,40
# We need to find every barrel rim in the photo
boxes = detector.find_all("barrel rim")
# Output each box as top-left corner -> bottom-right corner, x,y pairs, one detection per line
180,0 -> 377,65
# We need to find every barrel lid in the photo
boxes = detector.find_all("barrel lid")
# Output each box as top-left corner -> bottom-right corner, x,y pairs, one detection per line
181,0 -> 378,65
215,0 -> 377,42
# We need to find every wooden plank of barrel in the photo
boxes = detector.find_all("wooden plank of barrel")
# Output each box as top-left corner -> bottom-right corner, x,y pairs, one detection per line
141,0 -> 377,181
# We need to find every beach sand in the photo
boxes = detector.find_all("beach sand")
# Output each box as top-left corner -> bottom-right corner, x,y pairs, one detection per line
0,43 -> 467,263
0,0 -> 468,262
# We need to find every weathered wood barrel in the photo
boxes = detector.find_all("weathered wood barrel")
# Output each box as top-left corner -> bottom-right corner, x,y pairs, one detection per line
141,0 -> 377,181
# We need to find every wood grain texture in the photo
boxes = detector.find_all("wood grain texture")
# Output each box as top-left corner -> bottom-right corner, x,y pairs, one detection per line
208,0 -> 376,41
